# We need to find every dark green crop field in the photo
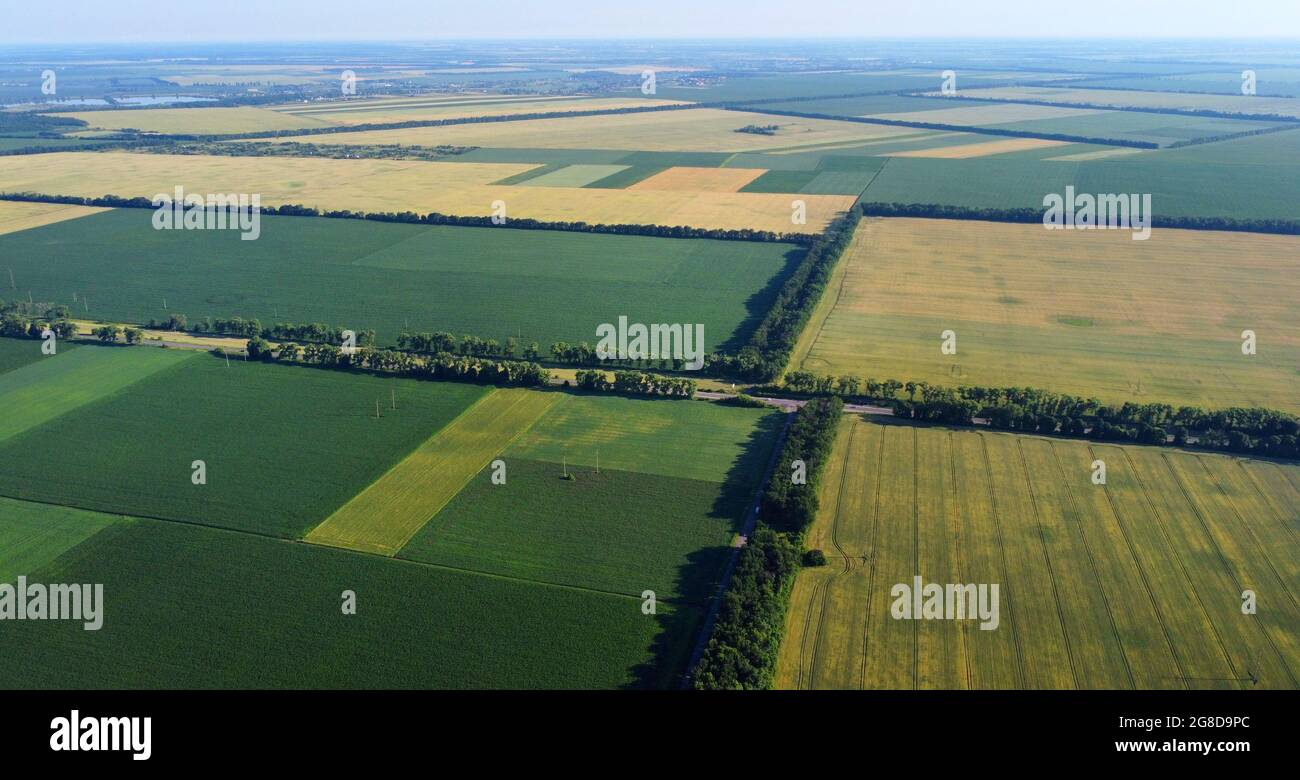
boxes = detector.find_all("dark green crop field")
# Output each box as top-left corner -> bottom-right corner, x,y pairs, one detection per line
0,517 -> 696,689
0,353 -> 487,537
0,336 -> 74,376
0,208 -> 804,350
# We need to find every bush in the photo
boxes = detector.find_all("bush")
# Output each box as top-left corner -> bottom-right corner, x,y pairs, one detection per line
802,549 -> 827,567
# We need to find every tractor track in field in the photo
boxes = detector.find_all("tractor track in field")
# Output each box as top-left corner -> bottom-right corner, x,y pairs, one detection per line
947,432 -> 974,690
978,433 -> 1028,687
857,425 -> 886,690
1162,453 -> 1298,688
1119,447 -> 1243,688
1050,442 -> 1136,689
1086,444 -> 1189,689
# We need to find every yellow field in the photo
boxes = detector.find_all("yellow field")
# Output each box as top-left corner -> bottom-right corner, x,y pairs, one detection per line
262,108 -> 926,152
0,152 -> 851,232
305,388 -> 561,556
775,415 -> 1300,689
54,106 -> 332,135
951,86 -> 1300,119
869,103 -> 1102,125
885,137 -> 1068,158
270,95 -> 684,125
628,166 -> 766,192
793,217 -> 1300,411
0,200 -> 106,235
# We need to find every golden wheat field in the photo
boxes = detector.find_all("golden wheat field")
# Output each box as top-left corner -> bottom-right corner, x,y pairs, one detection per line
0,200 -> 107,235
775,415 -> 1300,689
261,107 -> 927,152
269,95 -> 686,125
792,217 -> 1300,411
0,151 -> 853,231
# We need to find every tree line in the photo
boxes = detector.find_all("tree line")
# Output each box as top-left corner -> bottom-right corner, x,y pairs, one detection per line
573,368 -> 697,398
859,201 -> 1300,236
929,91 -> 1300,125
0,300 -> 77,340
777,371 -> 1300,460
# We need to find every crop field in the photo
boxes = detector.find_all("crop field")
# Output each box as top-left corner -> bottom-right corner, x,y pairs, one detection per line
0,354 -> 488,537
0,496 -> 121,584
793,218 -> 1300,412
306,389 -> 561,555
263,108 -> 927,152
870,102 -> 1105,125
0,151 -> 853,231
885,137 -> 1069,158
0,199 -> 106,235
56,106 -> 334,134
775,416 -> 1300,689
950,86 -> 1300,119
398,393 -> 783,602
0,208 -> 803,348
269,95 -> 685,125
0,517 -> 696,688
628,165 -> 766,192
0,337 -> 75,375
0,344 -> 192,442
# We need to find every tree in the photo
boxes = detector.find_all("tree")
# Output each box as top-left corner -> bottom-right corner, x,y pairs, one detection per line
123,327 -> 143,345
93,325 -> 121,343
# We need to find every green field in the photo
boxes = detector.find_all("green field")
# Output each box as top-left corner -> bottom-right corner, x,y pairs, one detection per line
0,208 -> 803,350
0,337 -> 74,375
0,344 -> 192,442
0,354 -> 487,536
0,516 -> 697,689
0,496 -> 121,584
306,388 -> 560,555
776,415 -> 1300,689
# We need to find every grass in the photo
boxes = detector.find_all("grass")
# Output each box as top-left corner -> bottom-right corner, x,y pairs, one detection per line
0,344 -> 193,443
398,458 -> 744,603
306,389 -> 560,555
0,517 -> 699,689
0,355 -> 487,537
775,415 -> 1300,689
0,151 -> 853,232
794,217 -> 1300,411
0,496 -> 120,584
0,207 -> 804,349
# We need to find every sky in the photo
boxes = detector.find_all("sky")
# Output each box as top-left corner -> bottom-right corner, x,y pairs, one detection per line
2,0 -> 1299,43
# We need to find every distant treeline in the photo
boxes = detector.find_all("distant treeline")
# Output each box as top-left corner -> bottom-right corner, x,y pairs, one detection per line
725,105 -> 1160,149
573,368 -> 697,398
777,371 -> 1300,460
711,208 -> 862,382
920,92 -> 1300,125
1165,122 -> 1300,149
0,191 -> 811,244
859,202 -> 1300,236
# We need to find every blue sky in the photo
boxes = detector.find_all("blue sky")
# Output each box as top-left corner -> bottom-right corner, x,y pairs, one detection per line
3,0 -> 1298,42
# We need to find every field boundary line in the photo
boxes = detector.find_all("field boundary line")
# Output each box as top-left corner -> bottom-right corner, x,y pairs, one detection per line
1086,444 -> 1189,689
1161,453 -> 1297,686
1015,438 -> 1082,689
977,433 -> 1027,687
1049,442 -> 1136,689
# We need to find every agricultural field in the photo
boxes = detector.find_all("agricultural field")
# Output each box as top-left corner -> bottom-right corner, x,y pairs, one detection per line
0,497 -> 121,585
55,105 -> 334,134
0,151 -> 854,231
268,95 -> 686,125
775,415 -> 1300,689
0,199 -> 106,235
0,207 -> 804,348
949,86 -> 1300,119
261,108 -> 928,152
0,353 -> 489,537
0,517 -> 694,688
792,218 -> 1300,412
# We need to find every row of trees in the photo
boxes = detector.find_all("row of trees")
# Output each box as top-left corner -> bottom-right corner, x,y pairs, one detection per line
761,396 -> 844,532
935,92 -> 1300,126
572,369 -> 697,398
91,325 -> 143,344
248,337 -> 552,387
777,370 -> 1300,460
0,192 -> 807,244
400,331 -> 540,361
859,201 -> 1300,236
